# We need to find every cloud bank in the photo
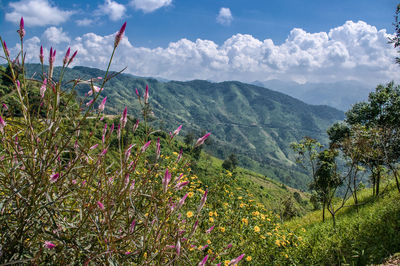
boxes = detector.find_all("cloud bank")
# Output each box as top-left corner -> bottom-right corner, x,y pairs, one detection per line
13,21 -> 399,86
217,8 -> 233,26
129,0 -> 172,13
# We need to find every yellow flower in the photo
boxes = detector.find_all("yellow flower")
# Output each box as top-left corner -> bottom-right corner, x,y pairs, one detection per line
188,192 -> 194,198
209,211 -> 214,217
207,239 -> 211,244
254,226 -> 260,233
252,211 -> 260,216
238,196 -> 243,200
207,249 -> 213,254
209,217 -> 214,223
260,235 -> 266,239
224,260 -> 230,266
143,252 -> 147,259
240,203 -> 245,208
246,256 -> 252,261
275,240 -> 281,246
214,211 -> 218,217
186,211 -> 193,218
241,218 -> 248,225
219,227 -> 225,232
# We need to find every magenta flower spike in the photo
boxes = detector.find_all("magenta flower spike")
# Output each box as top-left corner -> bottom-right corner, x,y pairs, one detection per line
163,168 -> 171,193
197,189 -> 208,213
175,181 -> 189,190
44,241 -> 56,249
141,140 -> 151,153
0,115 -> 6,133
18,17 -> 25,39
176,148 -> 183,162
129,219 -> 136,233
144,84 -> 149,104
3,41 -> 10,57
177,193 -> 188,209
101,148 -> 108,156
50,173 -> 60,183
132,119 -> 139,133
121,107 -> 128,128
39,45 -> 44,64
206,225 -> 215,234
2,103 -> 8,111
86,99 -> 94,107
114,22 -> 126,48
97,201 -> 105,210
63,47 -> 70,65
156,138 -> 161,159
69,50 -> 78,64
198,255 -> 209,266
16,80 -> 21,93
135,88 -> 140,97
40,78 -> 47,98
125,144 -> 135,160
228,254 -> 245,265
99,96 -> 107,112
102,123 -> 107,143
89,144 -> 99,150
176,239 -> 181,256
110,123 -> 115,134
172,125 -> 182,139
195,132 -> 211,147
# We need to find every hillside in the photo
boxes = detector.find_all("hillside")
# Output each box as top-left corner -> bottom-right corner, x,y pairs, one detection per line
25,64 -> 345,189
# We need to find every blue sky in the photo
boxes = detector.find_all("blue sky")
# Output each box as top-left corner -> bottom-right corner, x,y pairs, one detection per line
0,0 -> 399,85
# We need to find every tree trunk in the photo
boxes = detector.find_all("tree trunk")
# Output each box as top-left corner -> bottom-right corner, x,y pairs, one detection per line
322,200 -> 325,222
376,168 -> 381,196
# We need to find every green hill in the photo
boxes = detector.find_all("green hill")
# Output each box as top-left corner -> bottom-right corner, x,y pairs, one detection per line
25,64 -> 344,190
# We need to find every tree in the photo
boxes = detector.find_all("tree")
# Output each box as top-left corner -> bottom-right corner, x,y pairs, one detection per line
222,153 -> 238,171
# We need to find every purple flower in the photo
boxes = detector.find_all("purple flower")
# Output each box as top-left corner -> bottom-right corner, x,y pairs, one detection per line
177,193 -> 188,209
39,45 -> 44,64
86,99 -> 94,107
18,17 -> 25,39
135,88 -> 140,97
69,50 -> 78,64
229,254 -> 245,265
144,84 -> 149,104
88,86 -> 103,96
3,41 -> 10,57
89,144 -> 99,150
121,107 -> 128,128
63,47 -> 70,65
195,132 -> 211,147
132,119 -> 139,133
129,219 -> 136,233
97,201 -> 105,210
2,103 -> 8,111
101,148 -> 108,156
156,138 -> 161,159
99,96 -> 107,112
171,125 -> 182,139
50,173 -> 60,183
176,148 -> 183,162
114,22 -> 126,48
175,181 -> 189,190
0,115 -> 6,133
141,140 -> 151,153
197,189 -> 208,213
198,255 -> 209,266
176,239 -> 181,256
125,144 -> 135,160
44,241 -> 56,249
40,78 -> 47,98
163,169 -> 171,193
206,225 -> 214,234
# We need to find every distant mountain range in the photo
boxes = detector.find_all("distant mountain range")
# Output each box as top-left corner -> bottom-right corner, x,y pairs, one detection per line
26,64 -> 345,190
253,80 -> 375,111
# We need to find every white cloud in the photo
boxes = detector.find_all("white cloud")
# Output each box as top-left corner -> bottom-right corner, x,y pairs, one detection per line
42,27 -> 70,45
217,7 -> 233,26
99,0 -> 126,21
130,0 -> 172,13
14,21 -> 400,86
5,0 -> 74,26
76,19 -> 94,26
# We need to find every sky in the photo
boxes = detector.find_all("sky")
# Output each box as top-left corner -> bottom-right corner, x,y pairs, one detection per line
0,0 -> 399,86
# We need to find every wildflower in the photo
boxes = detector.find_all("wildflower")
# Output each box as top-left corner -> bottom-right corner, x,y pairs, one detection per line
176,239 -> 181,256
130,219 -> 136,233
50,173 -> 60,183
88,86 -> 103,96
39,45 -> 44,64
209,217 -> 214,223
86,99 -> 94,107
121,107 -> 128,128
195,132 -> 211,147
172,125 -> 182,138
254,226 -> 260,233
69,50 -> 78,64
49,47 -> 56,79
40,78 -> 47,98
18,17 -> 25,39
176,181 -> 189,190
197,189 -> 208,213
219,227 -> 226,232
132,119 -> 139,133
97,201 -> 105,210
124,144 -> 135,160
0,115 -> 6,133
144,84 -> 149,104
229,254 -> 245,265
241,218 -> 248,225
177,193 -> 188,209
206,225 -> 214,234
246,256 -> 252,261
198,255 -> 208,266
2,103 -> 8,111
90,144 -> 99,150
114,22 -> 126,48
98,96 -> 107,112
162,169 -> 171,193
101,148 -> 108,156
156,138 -> 161,159
176,148 -> 183,162
188,191 -> 194,198
135,88 -> 140,97
44,241 -> 56,249
63,47 -> 70,65
186,211 -> 193,218
3,41 -> 9,57
141,140 -> 151,153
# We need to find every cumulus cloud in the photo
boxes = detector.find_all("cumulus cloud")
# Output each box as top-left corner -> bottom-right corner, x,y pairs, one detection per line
217,7 -> 233,26
5,0 -> 74,26
76,19 -> 95,26
15,21 -> 399,86
42,27 -> 70,45
130,0 -> 172,13
99,0 -> 127,21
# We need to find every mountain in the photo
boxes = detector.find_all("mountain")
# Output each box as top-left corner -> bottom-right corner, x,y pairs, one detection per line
254,79 -> 373,111
26,64 -> 345,190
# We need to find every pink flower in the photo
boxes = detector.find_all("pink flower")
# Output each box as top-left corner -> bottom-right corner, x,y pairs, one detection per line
39,45 -> 44,64
132,119 -> 139,133
156,138 -> 161,159
88,86 -> 103,96
171,124 -> 182,139
0,115 -> 6,133
198,255 -> 209,266
101,148 -> 108,156
125,144 -> 135,160
89,144 -> 99,150
50,173 -> 60,183
177,193 -> 188,209
99,96 -> 107,112
176,149 -> 183,162
114,22 -> 126,48
16,80 -> 20,93
63,47 -> 70,65
40,78 -> 47,98
135,88 -> 140,97
129,219 -> 136,233
121,107 -> 128,128
141,140 -> 151,153
97,201 -> 105,210
2,103 -> 8,111
69,50 -> 78,64
176,239 -> 181,256
102,123 -> 107,143
18,17 -> 25,39
195,132 -> 211,147
49,47 -> 56,64
175,181 -> 189,190
206,225 -> 214,234
3,41 -> 9,57
163,168 -> 171,193
44,241 -> 56,249
229,254 -> 245,265
86,99 -> 94,107
197,190 -> 208,213
144,84 -> 149,104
